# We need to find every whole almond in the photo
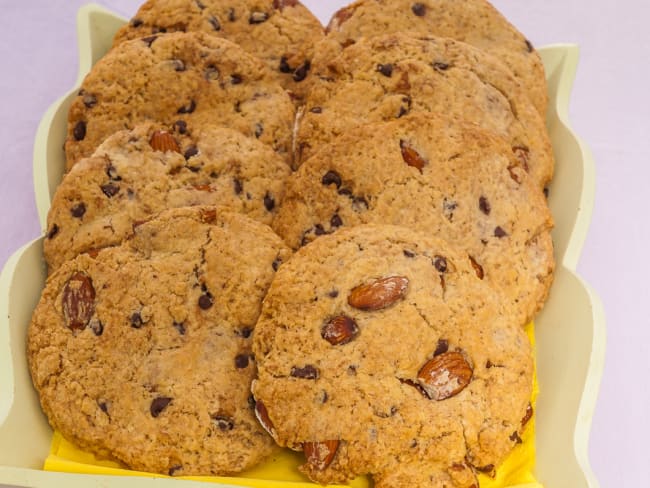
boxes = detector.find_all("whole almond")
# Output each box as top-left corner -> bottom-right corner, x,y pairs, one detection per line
400,140 -> 426,173
417,351 -> 473,401
149,130 -> 181,153
321,315 -> 359,345
348,276 -> 409,311
303,440 -> 339,470
62,272 -> 96,331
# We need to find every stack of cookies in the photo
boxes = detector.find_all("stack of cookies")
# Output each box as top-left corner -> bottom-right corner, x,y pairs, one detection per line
28,1 -> 555,487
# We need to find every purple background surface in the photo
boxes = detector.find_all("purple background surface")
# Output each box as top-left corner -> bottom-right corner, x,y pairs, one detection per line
1,1 -> 648,486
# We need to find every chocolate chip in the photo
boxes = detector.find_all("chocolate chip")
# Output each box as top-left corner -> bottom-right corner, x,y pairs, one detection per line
411,3 -> 426,16
319,390 -> 329,404
233,178 -> 243,195
352,196 -> 368,212
168,465 -> 183,476
150,397 -> 172,417
73,121 -> 86,141
130,312 -> 144,328
89,319 -> 104,336
525,39 -> 534,53
255,122 -> 264,138
433,62 -> 449,71
101,183 -> 120,198
479,196 -> 491,215
238,327 -> 252,338
293,61 -> 311,82
442,198 -> 457,222
98,401 -> 109,413
184,145 -> 199,160
310,106 -> 322,114
142,35 -> 158,47
208,15 -> 221,31
544,187 -> 550,198
291,365 -> 319,379
106,164 -> 121,181
249,11 -> 269,24
174,120 -> 188,134
494,226 -> 507,238
330,214 -> 343,228
47,224 -> 59,239
272,257 -> 282,271
195,0 -> 206,9
173,321 -> 186,335
228,8 -> 236,21
397,95 -> 411,118
522,403 -> 533,426
376,63 -> 393,77
70,203 -> 86,218
510,431 -> 523,444
205,64 -> 220,81
321,170 -> 342,188
177,99 -> 196,114
235,354 -> 250,369
403,249 -> 415,258
172,59 -> 186,72
264,193 -> 275,211
338,188 -> 351,196
247,394 -> 256,409
199,292 -> 214,310
212,415 -> 235,431
434,339 -> 449,356
328,290 -> 339,298
230,74 -> 243,84
83,94 -> 97,108
473,464 -> 495,474
130,18 -> 143,27
433,256 -> 447,273
347,365 -> 357,376
279,56 -> 292,73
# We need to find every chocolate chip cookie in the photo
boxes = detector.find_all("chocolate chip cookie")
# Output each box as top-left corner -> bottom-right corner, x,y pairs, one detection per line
65,32 -> 295,169
252,224 -> 534,487
29,206 -> 292,476
321,0 -> 548,116
113,0 -> 324,101
46,122 -> 290,272
297,33 -> 553,188
275,113 -> 554,325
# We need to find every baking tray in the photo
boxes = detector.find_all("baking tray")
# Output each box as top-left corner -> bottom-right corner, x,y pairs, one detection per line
1,3 -> 604,488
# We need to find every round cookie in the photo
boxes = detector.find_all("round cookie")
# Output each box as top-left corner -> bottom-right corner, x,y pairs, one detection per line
29,206 -> 292,476
113,0 -> 324,100
65,32 -> 295,169
46,122 -> 290,272
274,114 -> 554,325
252,224 -> 534,487
321,0 -> 548,116
297,33 -> 553,188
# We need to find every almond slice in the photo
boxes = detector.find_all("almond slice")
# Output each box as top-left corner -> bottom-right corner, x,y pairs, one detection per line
149,130 -> 181,153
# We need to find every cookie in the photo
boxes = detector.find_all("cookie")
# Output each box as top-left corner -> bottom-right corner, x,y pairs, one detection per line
297,33 -> 553,188
113,0 -> 324,100
29,206 -> 292,476
46,122 -> 290,272
321,0 -> 548,116
274,114 -> 554,325
252,224 -> 534,487
65,32 -> 295,169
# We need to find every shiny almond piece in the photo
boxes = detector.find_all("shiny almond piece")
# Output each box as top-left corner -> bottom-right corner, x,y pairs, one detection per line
322,315 -> 359,345
254,400 -> 276,438
149,130 -> 181,153
417,351 -> 473,401
348,276 -> 409,311
400,140 -> 426,173
521,402 -> 533,427
303,440 -> 339,470
62,272 -> 96,331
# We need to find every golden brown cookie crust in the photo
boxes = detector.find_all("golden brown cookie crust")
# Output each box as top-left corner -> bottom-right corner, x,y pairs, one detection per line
47,122 -> 290,271
252,224 -> 534,487
29,206 -> 292,476
65,32 -> 295,169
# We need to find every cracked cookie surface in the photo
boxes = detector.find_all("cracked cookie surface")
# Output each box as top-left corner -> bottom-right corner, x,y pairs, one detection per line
252,224 -> 533,487
65,32 -> 295,169
46,122 -> 290,272
275,113 -> 554,325
320,0 -> 548,116
29,206 -> 292,476
298,33 -> 552,188
113,0 -> 324,101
